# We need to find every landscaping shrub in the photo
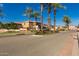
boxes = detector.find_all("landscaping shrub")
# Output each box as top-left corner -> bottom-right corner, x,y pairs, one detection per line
35,30 -> 54,35
16,33 -> 25,35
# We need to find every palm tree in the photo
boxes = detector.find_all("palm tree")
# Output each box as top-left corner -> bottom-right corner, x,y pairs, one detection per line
24,7 -> 33,30
40,3 -> 49,31
24,7 -> 33,21
63,16 -> 71,30
51,3 -> 65,32
0,4 -> 4,18
0,22 -> 3,29
40,3 -> 44,31
47,3 -> 52,30
32,11 -> 40,22
32,11 -> 40,30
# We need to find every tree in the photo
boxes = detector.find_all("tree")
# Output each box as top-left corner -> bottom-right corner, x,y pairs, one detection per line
51,3 -> 65,32
31,11 -> 40,29
23,7 -> 33,29
47,3 -> 52,30
0,22 -> 3,29
32,11 -> 40,22
9,22 -> 18,29
40,3 -> 52,30
0,4 -> 4,18
40,3 -> 44,31
24,7 -> 33,21
43,3 -> 65,31
40,3 -> 48,31
63,16 -> 71,30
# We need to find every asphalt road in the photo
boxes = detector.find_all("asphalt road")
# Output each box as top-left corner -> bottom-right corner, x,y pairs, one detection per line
0,31 -> 75,56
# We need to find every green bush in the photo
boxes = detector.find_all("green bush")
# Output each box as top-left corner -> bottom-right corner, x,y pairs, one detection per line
60,29 -> 65,31
35,30 -> 53,35
16,33 -> 25,35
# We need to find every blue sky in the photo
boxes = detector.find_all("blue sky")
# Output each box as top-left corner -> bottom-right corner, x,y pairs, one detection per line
0,3 -> 79,26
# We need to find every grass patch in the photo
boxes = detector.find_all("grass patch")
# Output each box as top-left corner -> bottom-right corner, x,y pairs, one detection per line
0,31 -> 21,36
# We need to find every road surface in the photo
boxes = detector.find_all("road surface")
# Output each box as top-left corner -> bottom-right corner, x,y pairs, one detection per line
0,31 -> 75,56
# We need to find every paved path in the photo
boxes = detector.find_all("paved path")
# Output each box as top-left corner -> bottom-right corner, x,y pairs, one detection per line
71,32 -> 79,56
0,31 -> 75,56
75,32 -> 79,56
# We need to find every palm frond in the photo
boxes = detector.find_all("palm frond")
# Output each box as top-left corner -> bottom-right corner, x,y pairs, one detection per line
63,16 -> 71,25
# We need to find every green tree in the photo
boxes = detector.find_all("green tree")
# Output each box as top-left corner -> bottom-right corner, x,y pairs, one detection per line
40,3 -> 48,31
0,22 -> 3,29
10,22 -> 18,29
47,3 -> 52,30
63,16 -> 71,30
24,7 -> 33,21
44,3 -> 65,31
32,11 -> 40,27
0,4 -> 4,18
32,11 -> 40,22
51,3 -> 65,32
2,22 -> 18,29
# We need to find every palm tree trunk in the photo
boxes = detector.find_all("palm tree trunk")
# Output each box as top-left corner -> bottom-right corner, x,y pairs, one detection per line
68,24 -> 69,30
66,24 -> 69,30
35,17 -> 37,26
54,15 -> 56,32
35,17 -> 37,22
48,13 -> 51,30
40,4 -> 43,31
40,15 -> 43,31
28,15 -> 31,21
54,7 -> 56,32
28,16 -> 31,30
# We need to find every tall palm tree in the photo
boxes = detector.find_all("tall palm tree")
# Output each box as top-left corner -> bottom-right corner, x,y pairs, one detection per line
24,7 -> 33,21
0,22 -> 3,29
47,3 -> 52,30
32,11 -> 40,26
40,3 -> 44,31
51,3 -> 65,32
32,11 -> 40,22
63,16 -> 71,30
0,4 -> 4,18
40,3 -> 47,31
23,7 -> 33,30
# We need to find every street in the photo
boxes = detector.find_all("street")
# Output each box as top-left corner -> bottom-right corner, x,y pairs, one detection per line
0,31 -> 76,56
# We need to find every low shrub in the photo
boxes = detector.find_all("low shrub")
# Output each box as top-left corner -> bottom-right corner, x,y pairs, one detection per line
16,33 -> 25,35
35,30 -> 54,35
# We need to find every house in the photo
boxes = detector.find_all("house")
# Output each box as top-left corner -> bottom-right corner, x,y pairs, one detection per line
21,20 -> 42,31
69,25 -> 77,30
16,20 -> 56,31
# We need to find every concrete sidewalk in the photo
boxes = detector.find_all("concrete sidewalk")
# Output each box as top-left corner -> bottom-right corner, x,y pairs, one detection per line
72,32 -> 78,56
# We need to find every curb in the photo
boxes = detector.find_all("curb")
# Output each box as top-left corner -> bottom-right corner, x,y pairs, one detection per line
72,33 -> 78,56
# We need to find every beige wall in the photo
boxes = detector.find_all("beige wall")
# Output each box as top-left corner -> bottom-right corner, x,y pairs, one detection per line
22,22 -> 29,28
22,22 -> 38,28
0,29 -> 8,33
21,21 -> 41,31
